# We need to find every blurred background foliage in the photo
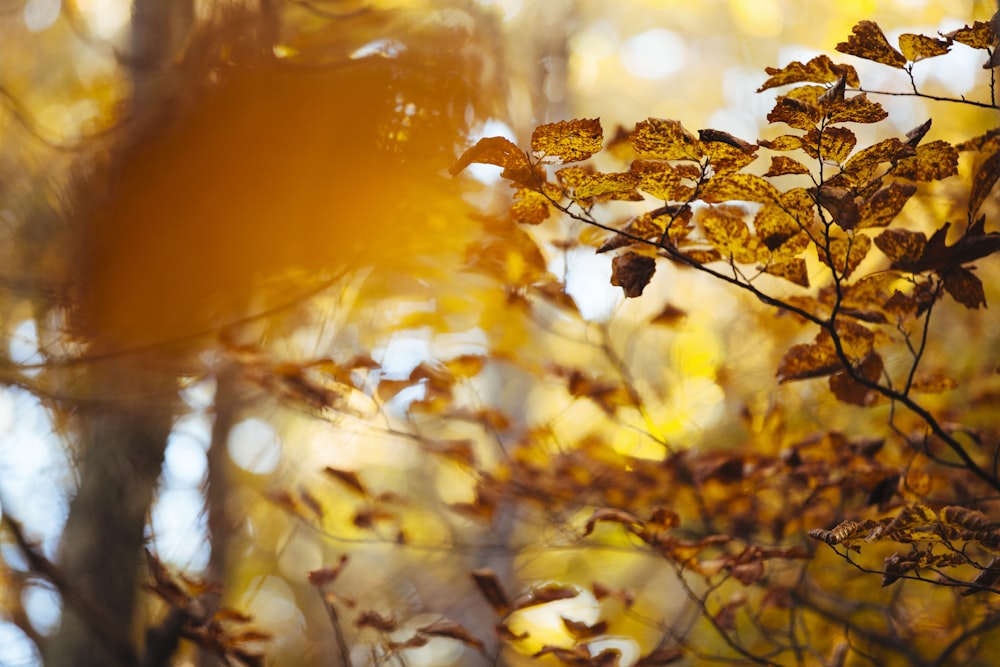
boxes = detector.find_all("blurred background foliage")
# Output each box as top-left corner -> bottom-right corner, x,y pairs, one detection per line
0,0 -> 998,666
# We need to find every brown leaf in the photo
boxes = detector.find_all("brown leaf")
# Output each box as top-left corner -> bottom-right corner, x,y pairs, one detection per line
323,467 -> 367,496
817,186 -> 860,230
630,118 -> 703,160
699,128 -> 757,154
767,96 -> 822,131
531,118 -> 603,163
970,148 -> 1000,217
777,339 -> 841,383
417,619 -> 486,650
757,55 -> 860,91
836,21 -> 907,69
584,508 -> 644,537
944,21 -> 995,50
471,569 -> 511,615
875,228 -> 927,266
905,119 -> 933,147
764,258 -> 810,287
858,182 -> 917,229
308,555 -> 350,587
826,93 -> 887,125
829,352 -> 884,406
611,252 -> 656,297
650,302 -> 687,327
944,267 -> 987,309
561,617 -> 608,639
818,234 -> 871,278
962,556 -> 1000,596
355,611 -> 397,632
894,140 -> 959,181
517,584 -> 580,610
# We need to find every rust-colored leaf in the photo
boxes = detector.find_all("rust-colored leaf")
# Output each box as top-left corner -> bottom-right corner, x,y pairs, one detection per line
777,340 -> 841,383
898,33 -> 951,61
699,128 -> 757,154
584,508 -> 644,537
944,267 -> 987,309
470,569 -> 511,615
611,252 -> 656,297
836,21 -> 907,69
817,185 -> 860,230
905,119 -> 933,147
829,352 -> 884,406
630,118 -> 703,160
308,555 -> 350,587
764,155 -> 810,176
757,54 -> 860,91
417,620 -> 486,650
531,118 -> 603,163
323,467 -> 368,496
561,617 -> 608,639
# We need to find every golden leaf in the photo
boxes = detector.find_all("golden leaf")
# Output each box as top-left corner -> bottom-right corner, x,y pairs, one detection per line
764,155 -> 810,176
836,21 -> 907,69
701,173 -> 781,205
841,138 -> 914,183
777,338 -> 841,383
758,135 -> 806,151
611,252 -> 656,297
630,118 -> 704,160
944,21 -> 996,50
630,160 -> 693,201
451,136 -> 530,176
574,171 -> 642,201
898,33 -> 951,61
531,118 -> 603,163
699,205 -> 757,263
764,258 -> 809,287
858,183 -> 917,229
511,188 -> 551,225
757,54 -> 860,92
894,140 -> 959,181
767,96 -> 822,131
910,372 -> 958,393
814,126 -> 857,164
826,93 -> 888,125
818,234 -> 871,278
969,148 -> 1000,217
874,228 -> 927,266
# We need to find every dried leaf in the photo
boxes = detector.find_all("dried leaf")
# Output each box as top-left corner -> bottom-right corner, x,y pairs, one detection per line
829,352 -> 884,406
561,617 -> 608,639
817,185 -> 860,230
858,182 -> 917,229
777,340 -> 841,383
757,54 -> 860,91
355,611 -> 398,632
764,155 -> 811,176
875,228 -> 927,266
451,136 -> 530,176
584,508 -> 645,536
836,21 -> 907,69
573,171 -> 642,201
758,134 -> 806,152
700,205 -> 757,263
611,252 -> 656,297
630,160 -> 694,201
944,21 -> 995,50
764,258 -> 810,287
698,128 -> 757,154
905,119 -> 933,147
701,173 -> 781,205
970,148 -> 1000,217
767,96 -> 822,131
894,140 -> 959,181
531,118 -> 603,163
471,569 -> 511,615
650,302 -> 687,327
944,267 -> 987,309
517,584 -> 580,610
826,93 -> 888,125
910,373 -> 958,393
630,118 -> 704,160
898,33 -> 951,61
512,188 -> 551,225
818,234 -> 871,278
842,138 -> 914,183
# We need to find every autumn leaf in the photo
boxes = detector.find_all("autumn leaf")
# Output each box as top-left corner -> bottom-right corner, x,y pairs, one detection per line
858,182 -> 916,229
758,134 -> 806,152
650,302 -> 687,327
829,352 -> 884,406
512,187 -> 551,225
764,155 -> 810,176
944,21 -> 995,50
910,372 -> 958,393
826,93 -> 887,125
323,467 -> 368,496
893,140 -> 959,181
701,173 -> 780,205
764,258 -> 810,287
841,138 -> 914,183
573,171 -> 642,201
874,228 -> 927,266
818,234 -> 871,278
699,205 -> 757,263
836,21 -> 908,69
777,339 -> 841,383
944,267 -> 987,309
630,118 -> 704,160
417,620 -> 486,650
969,148 -> 1000,217
898,33 -> 951,61
757,54 -> 860,92
611,252 -> 656,297
308,555 -> 350,587
531,118 -> 603,163
817,185 -> 860,230
767,96 -> 822,131
451,136 -> 530,176
630,160 -> 695,201
471,569 -> 511,615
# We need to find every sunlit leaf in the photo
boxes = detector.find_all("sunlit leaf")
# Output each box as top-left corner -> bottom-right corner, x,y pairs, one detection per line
764,258 -> 810,287
836,21 -> 907,69
531,118 -> 603,163
764,155 -> 810,176
894,140 -> 959,181
699,205 -> 757,263
757,54 -> 860,91
758,135 -> 806,152
611,252 -> 657,297
910,372 -> 958,393
841,137 -> 914,183
451,136 -> 529,176
701,173 -> 780,205
630,160 -> 694,201
574,171 -> 642,201
630,118 -> 704,160
512,187 -> 551,225
898,33 -> 951,61
826,93 -> 887,125
944,21 -> 995,50
858,182 -> 917,229
767,96 -> 822,131
874,228 -> 927,266
777,339 -> 841,383
818,234 -> 871,278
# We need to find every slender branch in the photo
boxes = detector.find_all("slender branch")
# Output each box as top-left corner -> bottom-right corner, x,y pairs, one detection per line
853,87 -> 999,110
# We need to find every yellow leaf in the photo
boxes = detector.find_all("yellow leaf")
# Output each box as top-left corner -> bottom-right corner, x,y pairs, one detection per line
826,93 -> 887,125
858,183 -> 917,229
874,228 -> 927,266
757,55 -> 860,92
818,234 -> 871,279
511,188 -> 551,225
897,33 -> 951,61
630,160 -> 694,201
451,136 -> 529,176
531,118 -> 603,163
701,173 -> 780,205
764,258 -> 809,287
910,372 -> 958,393
764,155 -> 810,176
894,140 -> 959,181
699,205 -> 757,263
630,118 -> 703,161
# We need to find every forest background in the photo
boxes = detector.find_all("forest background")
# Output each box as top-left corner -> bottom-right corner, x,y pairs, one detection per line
0,0 -> 998,666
